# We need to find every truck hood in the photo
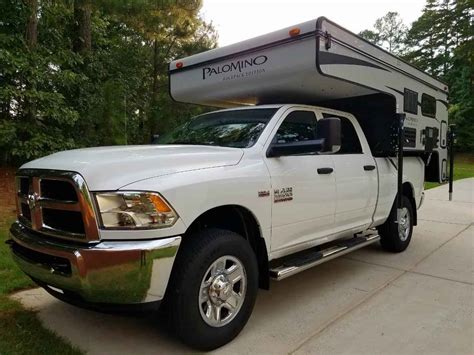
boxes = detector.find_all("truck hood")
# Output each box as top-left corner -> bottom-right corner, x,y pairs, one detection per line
21,145 -> 244,190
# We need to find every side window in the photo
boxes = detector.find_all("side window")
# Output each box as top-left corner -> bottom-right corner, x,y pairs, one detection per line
322,113 -> 362,154
274,111 -> 317,144
421,94 -> 436,118
404,88 -> 418,114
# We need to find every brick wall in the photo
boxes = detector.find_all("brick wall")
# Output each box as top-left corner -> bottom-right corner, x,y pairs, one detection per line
0,167 -> 17,226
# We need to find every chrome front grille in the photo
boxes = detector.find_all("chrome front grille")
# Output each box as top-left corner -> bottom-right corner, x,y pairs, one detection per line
16,170 -> 99,242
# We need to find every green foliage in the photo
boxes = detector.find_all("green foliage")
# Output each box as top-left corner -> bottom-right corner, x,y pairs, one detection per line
447,40 -> 474,152
359,12 -> 407,55
0,0 -> 217,165
374,12 -> 408,55
358,29 -> 381,46
360,0 -> 473,152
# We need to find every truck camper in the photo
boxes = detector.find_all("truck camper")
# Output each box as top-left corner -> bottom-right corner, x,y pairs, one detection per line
10,17 -> 453,351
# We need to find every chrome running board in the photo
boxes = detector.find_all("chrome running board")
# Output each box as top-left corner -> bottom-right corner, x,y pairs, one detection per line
269,233 -> 380,281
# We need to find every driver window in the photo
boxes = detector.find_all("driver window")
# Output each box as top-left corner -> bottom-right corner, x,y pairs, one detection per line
274,111 -> 317,144
322,113 -> 362,154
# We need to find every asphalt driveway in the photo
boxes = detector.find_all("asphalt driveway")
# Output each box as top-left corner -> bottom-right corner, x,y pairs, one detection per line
13,179 -> 474,354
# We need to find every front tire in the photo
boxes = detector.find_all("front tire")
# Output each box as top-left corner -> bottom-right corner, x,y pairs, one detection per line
167,228 -> 258,351
379,195 -> 414,253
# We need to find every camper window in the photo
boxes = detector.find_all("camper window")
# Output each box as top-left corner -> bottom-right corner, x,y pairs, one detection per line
322,114 -> 362,154
421,94 -> 436,118
404,89 -> 418,114
274,111 -> 318,144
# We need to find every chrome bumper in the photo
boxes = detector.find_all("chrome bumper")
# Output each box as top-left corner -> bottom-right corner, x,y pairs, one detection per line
9,222 -> 181,304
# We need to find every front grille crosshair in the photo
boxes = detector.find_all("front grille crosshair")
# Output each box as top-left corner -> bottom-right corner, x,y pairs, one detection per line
43,209 -> 85,235
40,179 -> 78,202
15,170 -> 99,242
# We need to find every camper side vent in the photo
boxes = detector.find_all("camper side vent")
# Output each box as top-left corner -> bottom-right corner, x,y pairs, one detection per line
403,127 -> 417,148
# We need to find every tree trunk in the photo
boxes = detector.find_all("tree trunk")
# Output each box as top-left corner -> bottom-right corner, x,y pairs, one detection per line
441,0 -> 450,77
25,0 -> 38,49
24,0 -> 38,123
73,0 -> 92,53
148,39 -> 160,139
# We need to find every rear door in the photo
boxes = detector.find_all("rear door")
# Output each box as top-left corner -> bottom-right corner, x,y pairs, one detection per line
264,108 -> 336,253
319,112 -> 378,232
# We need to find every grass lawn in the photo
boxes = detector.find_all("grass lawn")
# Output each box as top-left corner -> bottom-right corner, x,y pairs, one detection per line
0,224 -> 82,355
425,153 -> 474,190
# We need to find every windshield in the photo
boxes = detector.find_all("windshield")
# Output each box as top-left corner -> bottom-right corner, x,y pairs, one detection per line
155,108 -> 278,148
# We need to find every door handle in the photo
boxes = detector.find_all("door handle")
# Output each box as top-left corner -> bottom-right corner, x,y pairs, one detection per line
363,165 -> 376,171
317,167 -> 333,174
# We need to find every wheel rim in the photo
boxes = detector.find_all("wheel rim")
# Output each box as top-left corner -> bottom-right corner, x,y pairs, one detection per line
398,207 -> 411,241
199,255 -> 247,327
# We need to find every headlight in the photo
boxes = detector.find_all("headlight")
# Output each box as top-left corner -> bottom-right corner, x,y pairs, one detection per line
94,192 -> 178,229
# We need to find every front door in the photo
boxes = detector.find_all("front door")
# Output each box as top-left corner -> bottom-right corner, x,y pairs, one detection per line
264,108 -> 336,253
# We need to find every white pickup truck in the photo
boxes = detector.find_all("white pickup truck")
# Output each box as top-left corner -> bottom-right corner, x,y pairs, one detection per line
9,17 -> 449,350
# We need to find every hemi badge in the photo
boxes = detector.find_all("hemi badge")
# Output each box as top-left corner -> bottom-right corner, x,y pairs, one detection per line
258,190 -> 270,197
274,187 -> 293,203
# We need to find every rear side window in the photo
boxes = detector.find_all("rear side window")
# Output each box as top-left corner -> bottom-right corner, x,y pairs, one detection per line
322,114 -> 362,154
404,88 -> 418,114
421,94 -> 436,118
274,111 -> 317,144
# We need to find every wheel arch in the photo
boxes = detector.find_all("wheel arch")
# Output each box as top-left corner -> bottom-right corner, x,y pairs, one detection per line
184,204 -> 270,290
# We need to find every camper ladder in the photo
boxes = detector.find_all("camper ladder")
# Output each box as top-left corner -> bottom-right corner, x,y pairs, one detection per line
396,113 -> 405,221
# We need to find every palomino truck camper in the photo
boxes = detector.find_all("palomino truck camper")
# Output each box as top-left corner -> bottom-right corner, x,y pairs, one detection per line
170,17 -> 451,186
10,17 -> 455,351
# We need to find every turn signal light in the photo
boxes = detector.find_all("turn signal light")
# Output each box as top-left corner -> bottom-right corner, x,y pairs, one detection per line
289,28 -> 301,37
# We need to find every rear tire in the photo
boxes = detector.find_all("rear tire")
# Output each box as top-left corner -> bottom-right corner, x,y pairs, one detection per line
166,228 -> 258,351
379,195 -> 414,253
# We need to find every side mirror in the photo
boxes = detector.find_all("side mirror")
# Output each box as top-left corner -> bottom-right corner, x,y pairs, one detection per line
317,117 -> 341,153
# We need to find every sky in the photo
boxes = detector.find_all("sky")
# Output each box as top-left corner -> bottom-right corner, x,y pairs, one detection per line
200,0 -> 426,47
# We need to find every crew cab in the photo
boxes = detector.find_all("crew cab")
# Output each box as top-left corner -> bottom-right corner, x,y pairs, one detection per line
9,17 -> 448,351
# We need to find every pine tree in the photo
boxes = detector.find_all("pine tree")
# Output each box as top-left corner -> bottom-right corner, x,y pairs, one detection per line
358,12 -> 407,55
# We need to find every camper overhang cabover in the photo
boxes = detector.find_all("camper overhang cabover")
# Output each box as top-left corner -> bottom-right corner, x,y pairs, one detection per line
169,17 -> 450,184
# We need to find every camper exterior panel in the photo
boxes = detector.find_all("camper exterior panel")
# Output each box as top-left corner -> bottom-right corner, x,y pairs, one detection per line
170,35 -> 317,107
170,35 -> 376,107
170,17 -> 448,182
318,18 -> 447,93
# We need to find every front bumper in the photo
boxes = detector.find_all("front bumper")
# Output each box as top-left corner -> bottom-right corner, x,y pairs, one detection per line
9,222 -> 181,304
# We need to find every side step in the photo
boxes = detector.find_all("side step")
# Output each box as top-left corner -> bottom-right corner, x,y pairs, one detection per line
269,233 -> 380,281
